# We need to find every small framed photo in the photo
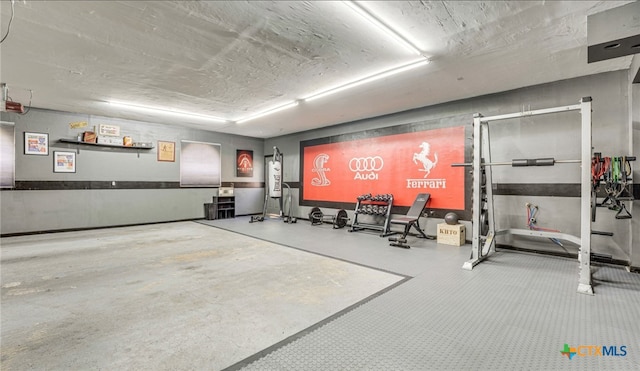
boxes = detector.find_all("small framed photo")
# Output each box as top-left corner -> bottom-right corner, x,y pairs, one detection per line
99,124 -> 121,136
53,151 -> 76,173
157,140 -> 175,162
24,132 -> 49,155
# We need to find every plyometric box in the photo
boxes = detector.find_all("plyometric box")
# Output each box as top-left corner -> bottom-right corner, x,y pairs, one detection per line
437,223 -> 466,246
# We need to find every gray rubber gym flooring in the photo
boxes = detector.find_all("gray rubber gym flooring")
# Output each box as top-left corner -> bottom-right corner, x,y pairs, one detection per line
203,216 -> 640,371
2,217 -> 639,370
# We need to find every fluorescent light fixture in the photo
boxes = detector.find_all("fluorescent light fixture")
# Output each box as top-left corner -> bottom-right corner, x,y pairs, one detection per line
107,101 -> 228,123
344,1 -> 422,55
304,59 -> 429,102
236,100 -> 299,124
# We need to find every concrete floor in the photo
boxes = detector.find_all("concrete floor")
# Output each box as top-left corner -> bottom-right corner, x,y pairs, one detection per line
2,217 -> 639,370
0,222 -> 402,370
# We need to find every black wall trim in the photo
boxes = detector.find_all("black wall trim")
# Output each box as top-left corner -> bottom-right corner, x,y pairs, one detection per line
222,182 -> 265,189
3,181 -> 265,191
282,181 -> 301,189
4,181 -> 636,204
495,183 -> 639,199
493,183 -> 581,197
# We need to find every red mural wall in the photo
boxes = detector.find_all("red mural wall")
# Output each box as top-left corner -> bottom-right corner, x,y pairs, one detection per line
302,126 -> 465,209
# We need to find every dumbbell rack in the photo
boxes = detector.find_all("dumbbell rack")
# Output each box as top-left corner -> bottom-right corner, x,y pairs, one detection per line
349,194 -> 394,237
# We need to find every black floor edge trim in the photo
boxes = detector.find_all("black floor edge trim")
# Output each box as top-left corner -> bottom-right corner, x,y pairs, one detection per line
1,219 -> 201,238
220,276 -> 411,371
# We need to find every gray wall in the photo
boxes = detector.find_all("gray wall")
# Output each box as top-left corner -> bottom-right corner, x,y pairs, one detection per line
2,70 -> 636,267
1,109 -> 265,234
266,70 -> 635,264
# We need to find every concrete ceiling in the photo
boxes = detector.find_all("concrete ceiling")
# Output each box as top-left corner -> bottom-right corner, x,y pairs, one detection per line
0,1 -> 635,138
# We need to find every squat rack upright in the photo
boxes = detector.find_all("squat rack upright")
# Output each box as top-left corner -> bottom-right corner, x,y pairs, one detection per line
462,97 -> 594,295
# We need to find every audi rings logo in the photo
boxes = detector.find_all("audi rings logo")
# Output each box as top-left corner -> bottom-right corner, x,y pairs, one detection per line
349,156 -> 384,172
349,156 -> 383,180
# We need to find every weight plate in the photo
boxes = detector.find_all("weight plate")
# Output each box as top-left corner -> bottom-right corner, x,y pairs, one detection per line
309,207 -> 323,224
334,209 -> 348,229
480,210 -> 489,235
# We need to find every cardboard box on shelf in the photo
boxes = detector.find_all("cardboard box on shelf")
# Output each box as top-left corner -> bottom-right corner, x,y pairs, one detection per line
82,131 -> 96,143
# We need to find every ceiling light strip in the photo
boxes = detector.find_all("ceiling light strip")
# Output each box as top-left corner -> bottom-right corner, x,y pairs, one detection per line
304,59 -> 429,102
344,1 -> 422,55
235,100 -> 299,124
108,101 -> 228,123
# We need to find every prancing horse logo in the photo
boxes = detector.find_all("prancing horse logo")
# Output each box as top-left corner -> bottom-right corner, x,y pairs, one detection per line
413,142 -> 438,178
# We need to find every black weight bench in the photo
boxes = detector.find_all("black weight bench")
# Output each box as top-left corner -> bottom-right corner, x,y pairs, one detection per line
388,193 -> 434,248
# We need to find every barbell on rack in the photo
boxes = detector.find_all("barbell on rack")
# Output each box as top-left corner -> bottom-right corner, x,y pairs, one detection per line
451,158 -> 581,167
309,207 -> 349,229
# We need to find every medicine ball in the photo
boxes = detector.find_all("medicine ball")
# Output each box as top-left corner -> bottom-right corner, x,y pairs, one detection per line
444,212 -> 459,225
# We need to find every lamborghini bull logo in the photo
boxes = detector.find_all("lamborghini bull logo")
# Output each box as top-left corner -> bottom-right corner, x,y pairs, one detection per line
413,142 -> 438,178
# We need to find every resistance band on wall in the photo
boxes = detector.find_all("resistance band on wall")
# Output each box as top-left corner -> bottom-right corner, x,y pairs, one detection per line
591,153 -> 635,220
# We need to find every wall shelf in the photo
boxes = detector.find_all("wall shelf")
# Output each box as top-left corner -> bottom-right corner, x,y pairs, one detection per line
59,138 -> 153,157
59,138 -> 154,150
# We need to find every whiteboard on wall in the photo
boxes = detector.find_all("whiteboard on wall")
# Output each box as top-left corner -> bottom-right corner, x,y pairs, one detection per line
180,140 -> 221,187
0,121 -> 15,188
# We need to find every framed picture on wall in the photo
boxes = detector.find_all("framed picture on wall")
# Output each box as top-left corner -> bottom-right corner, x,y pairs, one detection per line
236,150 -> 253,177
98,124 -> 120,136
157,140 -> 175,162
24,132 -> 49,155
53,151 -> 76,173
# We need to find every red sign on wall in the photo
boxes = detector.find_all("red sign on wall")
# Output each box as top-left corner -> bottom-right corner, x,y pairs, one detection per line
236,150 -> 254,177
302,126 -> 466,209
